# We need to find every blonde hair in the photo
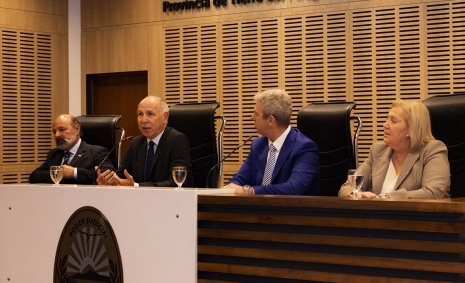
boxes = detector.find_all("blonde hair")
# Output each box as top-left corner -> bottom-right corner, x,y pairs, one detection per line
254,89 -> 292,127
391,100 -> 435,152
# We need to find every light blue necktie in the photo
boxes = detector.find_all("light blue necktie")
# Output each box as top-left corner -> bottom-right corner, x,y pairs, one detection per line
262,144 -> 277,186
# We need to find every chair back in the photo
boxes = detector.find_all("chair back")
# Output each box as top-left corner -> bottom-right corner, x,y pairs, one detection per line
423,94 -> 465,198
168,102 -> 225,188
76,115 -> 124,167
297,102 -> 361,196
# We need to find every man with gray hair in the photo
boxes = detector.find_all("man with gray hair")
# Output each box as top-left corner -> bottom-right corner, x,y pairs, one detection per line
224,89 -> 320,195
96,96 -> 194,187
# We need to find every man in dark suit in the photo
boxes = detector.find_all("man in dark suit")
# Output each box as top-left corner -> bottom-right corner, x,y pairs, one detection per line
96,96 -> 193,187
224,89 -> 320,195
29,114 -> 115,184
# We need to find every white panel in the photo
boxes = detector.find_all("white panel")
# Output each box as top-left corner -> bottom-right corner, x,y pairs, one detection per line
0,184 -> 233,282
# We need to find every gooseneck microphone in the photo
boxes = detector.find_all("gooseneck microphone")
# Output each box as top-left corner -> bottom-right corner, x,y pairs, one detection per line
205,135 -> 254,188
97,136 -> 133,169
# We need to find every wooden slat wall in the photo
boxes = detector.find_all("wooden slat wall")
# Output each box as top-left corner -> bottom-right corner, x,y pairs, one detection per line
159,0 -> 465,185
198,195 -> 465,282
80,0 -> 465,186
0,0 -> 68,184
1,30 -> 53,181
3,0 -> 463,185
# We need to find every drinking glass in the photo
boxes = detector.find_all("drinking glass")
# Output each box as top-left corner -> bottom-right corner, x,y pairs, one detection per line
172,166 -> 187,190
50,166 -> 64,185
348,169 -> 364,199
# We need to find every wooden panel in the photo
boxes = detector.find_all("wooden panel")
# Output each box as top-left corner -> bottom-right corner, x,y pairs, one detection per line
326,13 -> 348,102
198,194 -> 465,212
164,27 -> 181,105
198,228 -> 465,253
221,21 -> 244,164
198,262 -> 450,283
81,0 -> 160,29
1,29 -> 54,183
82,25 -> 152,75
198,195 -> 465,282
199,245 -> 465,273
399,6 -> 422,97
0,1 -> 67,34
198,211 -> 465,233
451,2 -> 465,92
0,0 -> 66,15
52,33 -> 69,115
284,16 -> 305,125
0,167 -> 36,184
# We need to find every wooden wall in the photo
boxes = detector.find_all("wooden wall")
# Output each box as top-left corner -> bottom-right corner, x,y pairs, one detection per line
0,0 -> 68,183
82,0 -> 465,186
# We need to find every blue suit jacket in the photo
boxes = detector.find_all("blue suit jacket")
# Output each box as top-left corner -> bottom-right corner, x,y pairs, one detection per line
228,128 -> 320,195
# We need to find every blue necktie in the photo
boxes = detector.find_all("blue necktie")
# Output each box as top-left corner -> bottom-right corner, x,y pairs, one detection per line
62,151 -> 71,165
262,144 -> 277,185
144,141 -> 155,182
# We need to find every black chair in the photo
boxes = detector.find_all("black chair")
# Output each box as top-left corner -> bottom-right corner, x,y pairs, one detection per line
76,115 -> 125,168
423,93 -> 465,198
297,102 -> 362,196
167,102 -> 225,188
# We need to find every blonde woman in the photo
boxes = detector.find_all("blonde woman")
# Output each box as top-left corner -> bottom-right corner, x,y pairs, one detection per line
339,100 -> 450,199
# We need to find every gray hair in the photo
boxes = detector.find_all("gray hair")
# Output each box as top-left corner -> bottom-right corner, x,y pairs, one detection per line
71,116 -> 82,137
254,89 -> 292,127
159,98 -> 169,114
71,116 -> 80,127
140,96 -> 169,114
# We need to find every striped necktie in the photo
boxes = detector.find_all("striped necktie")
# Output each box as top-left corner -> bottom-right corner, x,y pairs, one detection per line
62,151 -> 71,165
262,144 -> 277,186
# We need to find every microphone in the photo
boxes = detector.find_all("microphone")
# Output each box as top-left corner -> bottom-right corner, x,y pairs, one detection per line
97,136 -> 133,169
205,135 -> 253,188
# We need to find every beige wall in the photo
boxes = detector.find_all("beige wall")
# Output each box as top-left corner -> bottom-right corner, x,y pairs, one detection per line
81,0 -> 465,185
81,0 -> 164,105
0,0 -> 68,183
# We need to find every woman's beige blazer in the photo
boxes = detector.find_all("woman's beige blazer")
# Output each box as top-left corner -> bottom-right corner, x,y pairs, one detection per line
338,140 -> 450,199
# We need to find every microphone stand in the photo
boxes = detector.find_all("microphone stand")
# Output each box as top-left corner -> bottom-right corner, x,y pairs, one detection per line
97,136 -> 133,169
205,135 -> 253,188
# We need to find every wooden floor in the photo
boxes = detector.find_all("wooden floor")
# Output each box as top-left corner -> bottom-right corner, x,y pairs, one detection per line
198,195 -> 465,283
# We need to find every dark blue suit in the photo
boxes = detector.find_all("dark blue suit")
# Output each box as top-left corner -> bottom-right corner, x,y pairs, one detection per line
29,140 -> 115,185
227,128 -> 320,195
117,127 -> 194,187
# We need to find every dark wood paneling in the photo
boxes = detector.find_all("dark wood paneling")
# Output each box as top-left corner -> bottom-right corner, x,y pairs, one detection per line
198,196 -> 465,282
87,71 -> 148,158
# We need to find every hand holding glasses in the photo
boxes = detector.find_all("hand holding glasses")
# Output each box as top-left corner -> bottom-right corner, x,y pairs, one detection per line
172,166 -> 187,190
348,169 -> 364,199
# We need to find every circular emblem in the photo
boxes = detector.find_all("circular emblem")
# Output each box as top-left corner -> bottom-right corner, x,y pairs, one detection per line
54,206 -> 123,283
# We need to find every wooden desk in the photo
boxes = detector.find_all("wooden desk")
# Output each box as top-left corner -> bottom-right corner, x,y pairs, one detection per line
198,195 -> 465,283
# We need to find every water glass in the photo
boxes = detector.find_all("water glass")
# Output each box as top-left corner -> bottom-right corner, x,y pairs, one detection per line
172,166 -> 187,190
348,169 -> 364,199
50,166 -> 64,185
